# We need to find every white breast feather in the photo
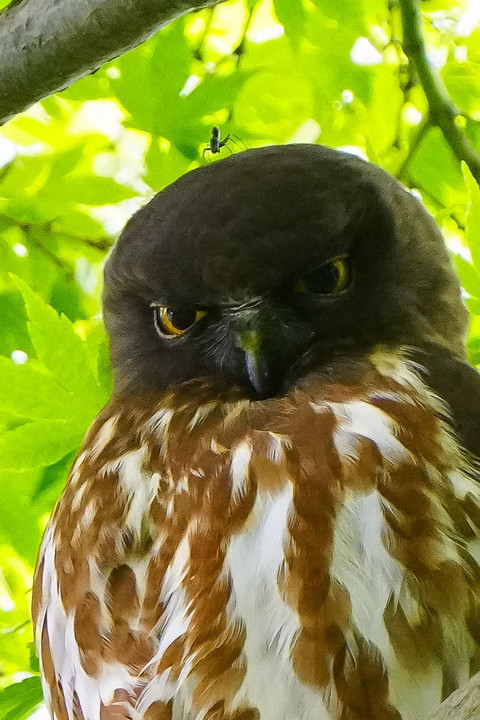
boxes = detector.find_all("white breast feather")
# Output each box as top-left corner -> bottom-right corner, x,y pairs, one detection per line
225,485 -> 332,720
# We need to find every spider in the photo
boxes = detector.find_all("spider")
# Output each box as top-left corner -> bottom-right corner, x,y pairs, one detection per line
203,126 -> 243,160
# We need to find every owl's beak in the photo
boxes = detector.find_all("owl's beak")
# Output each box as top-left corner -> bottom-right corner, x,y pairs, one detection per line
238,329 -> 278,399
233,299 -> 313,399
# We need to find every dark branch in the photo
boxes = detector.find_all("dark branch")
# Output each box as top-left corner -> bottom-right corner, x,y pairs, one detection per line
398,0 -> 480,183
0,0 -> 224,126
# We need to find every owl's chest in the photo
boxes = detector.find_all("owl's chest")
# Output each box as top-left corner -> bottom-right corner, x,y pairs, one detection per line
35,378 -> 480,720
159,472 -> 476,720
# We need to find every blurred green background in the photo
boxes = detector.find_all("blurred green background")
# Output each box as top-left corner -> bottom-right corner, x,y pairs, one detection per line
1,0 -> 480,716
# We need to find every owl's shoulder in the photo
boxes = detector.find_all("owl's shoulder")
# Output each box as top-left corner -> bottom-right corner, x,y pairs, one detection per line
408,342 -> 480,458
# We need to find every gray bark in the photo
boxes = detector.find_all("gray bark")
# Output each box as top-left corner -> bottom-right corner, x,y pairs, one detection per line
429,672 -> 480,720
0,0 -> 223,125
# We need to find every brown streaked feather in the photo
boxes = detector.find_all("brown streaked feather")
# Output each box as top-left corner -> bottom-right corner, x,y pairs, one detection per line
99,689 -> 136,719
334,634 -> 402,720
143,699 -> 173,720
74,591 -> 103,676
33,354 -> 480,719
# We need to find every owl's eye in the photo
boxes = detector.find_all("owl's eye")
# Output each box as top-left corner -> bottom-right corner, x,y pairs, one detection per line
152,305 -> 207,338
295,255 -> 351,296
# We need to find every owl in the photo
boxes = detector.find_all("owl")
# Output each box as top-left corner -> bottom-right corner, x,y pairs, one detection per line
32,144 -> 480,720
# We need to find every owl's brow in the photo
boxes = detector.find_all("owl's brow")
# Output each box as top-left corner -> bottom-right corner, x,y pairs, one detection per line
148,299 -> 207,310
218,296 -> 264,312
149,297 -> 265,312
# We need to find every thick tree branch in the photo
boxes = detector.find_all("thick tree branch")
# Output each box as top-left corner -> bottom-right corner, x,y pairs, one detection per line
0,0 -> 224,126
429,672 -> 480,720
398,0 -> 480,183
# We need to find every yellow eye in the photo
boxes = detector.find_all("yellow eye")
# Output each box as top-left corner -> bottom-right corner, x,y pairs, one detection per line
295,255 -> 351,296
152,305 -> 207,338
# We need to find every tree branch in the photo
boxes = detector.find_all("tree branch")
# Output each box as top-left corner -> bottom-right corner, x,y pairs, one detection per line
27,233 -> 75,278
0,0 -> 225,126
429,672 -> 480,720
396,116 -> 432,181
0,211 -> 112,252
398,0 -> 480,183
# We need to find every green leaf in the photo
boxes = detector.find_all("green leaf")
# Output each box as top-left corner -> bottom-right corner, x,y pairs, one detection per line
182,71 -> 254,131
409,128 -> 465,208
0,420 -> 81,472
62,176 -> 137,205
0,676 -> 43,720
0,356 -> 71,421
13,276 -> 96,388
465,297 -> 480,315
59,72 -> 111,102
34,450 -> 76,498
444,60 -> 480,117
11,277 -> 107,423
53,209 -> 109,241
0,547 -> 34,677
144,138 -> 191,192
0,472 -> 53,563
311,0 -> 384,36
273,0 -> 306,45
83,322 -> 113,396
467,336 -> 480,366
453,254 -> 480,298
0,290 -> 34,359
110,21 -> 191,136
0,155 -> 50,199
462,162 -> 480,271
48,145 -> 86,181
235,70 -> 314,141
366,67 -> 403,154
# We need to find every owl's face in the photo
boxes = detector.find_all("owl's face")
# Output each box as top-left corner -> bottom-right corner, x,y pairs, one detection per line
104,145 -> 467,399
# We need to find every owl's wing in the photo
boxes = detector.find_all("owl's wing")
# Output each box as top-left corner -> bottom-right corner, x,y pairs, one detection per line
410,342 -> 480,459
33,393 -> 264,720
32,403 -> 180,720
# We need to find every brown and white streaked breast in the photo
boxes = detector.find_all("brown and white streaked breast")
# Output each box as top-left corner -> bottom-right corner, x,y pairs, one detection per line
33,349 -> 480,720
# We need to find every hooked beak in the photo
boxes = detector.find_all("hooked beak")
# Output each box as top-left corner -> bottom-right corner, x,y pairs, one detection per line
229,297 -> 314,399
238,329 -> 279,399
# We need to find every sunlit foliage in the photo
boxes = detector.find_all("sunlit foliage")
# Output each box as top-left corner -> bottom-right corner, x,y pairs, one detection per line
1,0 -> 480,716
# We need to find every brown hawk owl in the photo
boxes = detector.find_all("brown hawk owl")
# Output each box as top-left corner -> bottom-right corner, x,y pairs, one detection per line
33,144 -> 480,720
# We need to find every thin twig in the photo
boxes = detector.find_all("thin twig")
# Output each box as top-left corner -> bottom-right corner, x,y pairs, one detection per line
396,116 -> 432,181
192,8 -> 214,62
234,5 -> 254,67
403,172 -> 465,230
388,0 -> 414,150
0,211 -> 112,252
398,0 -> 480,183
27,233 -> 75,278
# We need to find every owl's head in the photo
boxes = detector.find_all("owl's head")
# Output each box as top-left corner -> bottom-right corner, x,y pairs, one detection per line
103,144 -> 467,399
